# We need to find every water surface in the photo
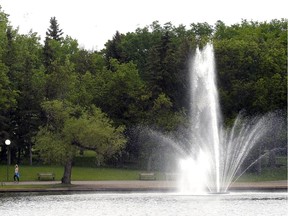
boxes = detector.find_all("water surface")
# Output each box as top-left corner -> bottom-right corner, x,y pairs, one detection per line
0,192 -> 287,216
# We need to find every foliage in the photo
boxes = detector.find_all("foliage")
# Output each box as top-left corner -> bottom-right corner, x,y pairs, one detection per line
45,16 -> 64,41
0,5 -> 286,172
34,100 -> 126,164
93,59 -> 150,125
214,19 -> 287,119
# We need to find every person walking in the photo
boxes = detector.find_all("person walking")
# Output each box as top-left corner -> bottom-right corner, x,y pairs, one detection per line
13,164 -> 20,183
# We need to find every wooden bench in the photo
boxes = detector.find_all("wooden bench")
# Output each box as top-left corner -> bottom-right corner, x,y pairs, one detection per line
37,173 -> 55,181
165,173 -> 179,181
139,172 -> 156,180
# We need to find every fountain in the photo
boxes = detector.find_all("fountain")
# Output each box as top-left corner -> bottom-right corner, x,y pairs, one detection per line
0,43 -> 286,216
177,43 -> 282,194
139,43 -> 284,194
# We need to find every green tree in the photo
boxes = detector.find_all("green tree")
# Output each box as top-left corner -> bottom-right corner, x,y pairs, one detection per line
93,59 -> 150,125
45,58 -> 77,100
1,9 -> 41,163
0,62 -> 18,146
267,73 -> 287,110
43,17 -> 64,69
145,28 -> 178,100
43,36 -> 80,100
0,10 -> 18,112
34,100 -> 126,184
71,50 -> 105,75
214,19 -> 287,119
0,6 -> 9,58
46,16 -> 63,41
190,22 -> 213,46
104,31 -> 126,69
6,32 -> 45,164
252,78 -> 268,113
148,93 -> 184,131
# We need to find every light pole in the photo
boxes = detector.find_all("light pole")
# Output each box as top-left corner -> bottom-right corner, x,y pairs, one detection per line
5,139 -> 11,182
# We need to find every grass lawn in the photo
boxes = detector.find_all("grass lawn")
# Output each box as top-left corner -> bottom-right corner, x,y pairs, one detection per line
0,165 -> 144,182
0,156 -> 286,183
237,166 -> 287,182
237,157 -> 287,182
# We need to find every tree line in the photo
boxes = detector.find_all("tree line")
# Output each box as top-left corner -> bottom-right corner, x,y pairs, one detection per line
0,6 -> 286,183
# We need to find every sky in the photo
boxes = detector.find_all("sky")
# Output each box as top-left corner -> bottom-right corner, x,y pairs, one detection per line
0,0 -> 287,50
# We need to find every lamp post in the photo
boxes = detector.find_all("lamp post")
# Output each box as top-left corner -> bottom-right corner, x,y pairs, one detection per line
5,139 -> 11,182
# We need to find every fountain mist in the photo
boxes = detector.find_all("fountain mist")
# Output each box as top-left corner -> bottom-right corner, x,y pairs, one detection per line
190,44 -> 221,192
139,43 -> 284,194
179,43 -> 276,193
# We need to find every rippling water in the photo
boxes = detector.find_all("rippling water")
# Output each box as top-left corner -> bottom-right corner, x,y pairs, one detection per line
0,192 -> 287,216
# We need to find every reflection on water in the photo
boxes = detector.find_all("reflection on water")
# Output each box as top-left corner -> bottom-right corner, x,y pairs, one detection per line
0,192 -> 287,216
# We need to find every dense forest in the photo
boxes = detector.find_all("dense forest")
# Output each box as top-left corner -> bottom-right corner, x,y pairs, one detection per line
0,6 -> 286,182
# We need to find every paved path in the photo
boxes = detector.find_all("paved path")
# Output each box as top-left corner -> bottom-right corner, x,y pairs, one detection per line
0,180 -> 287,192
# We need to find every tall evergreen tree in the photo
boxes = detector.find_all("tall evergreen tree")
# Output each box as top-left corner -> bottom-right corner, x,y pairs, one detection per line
145,30 -> 178,102
43,17 -> 63,69
104,31 -> 126,69
46,16 -> 63,41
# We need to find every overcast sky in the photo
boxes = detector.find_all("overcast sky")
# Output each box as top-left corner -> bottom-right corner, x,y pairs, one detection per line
1,0 -> 287,50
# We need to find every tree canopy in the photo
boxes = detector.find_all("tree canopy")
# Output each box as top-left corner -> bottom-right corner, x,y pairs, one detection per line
34,100 -> 126,183
0,4 -> 286,177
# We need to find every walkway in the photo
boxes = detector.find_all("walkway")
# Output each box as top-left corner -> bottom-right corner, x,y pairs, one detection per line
0,180 -> 287,193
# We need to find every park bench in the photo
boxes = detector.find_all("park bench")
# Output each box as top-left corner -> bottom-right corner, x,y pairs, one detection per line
139,172 -> 156,180
165,173 -> 179,181
37,173 -> 55,181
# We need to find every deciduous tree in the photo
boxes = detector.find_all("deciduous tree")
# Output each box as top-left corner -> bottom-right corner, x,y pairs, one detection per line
34,100 -> 126,184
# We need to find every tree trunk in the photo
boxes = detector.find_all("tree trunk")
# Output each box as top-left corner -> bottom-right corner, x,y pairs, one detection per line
62,158 -> 73,184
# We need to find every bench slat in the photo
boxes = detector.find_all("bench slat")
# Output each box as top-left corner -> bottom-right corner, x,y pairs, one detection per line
37,173 -> 55,181
139,172 -> 156,180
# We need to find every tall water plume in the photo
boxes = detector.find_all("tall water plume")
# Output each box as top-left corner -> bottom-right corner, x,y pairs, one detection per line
178,43 -> 279,193
191,44 -> 221,192
138,43 -> 285,194
178,43 -> 221,193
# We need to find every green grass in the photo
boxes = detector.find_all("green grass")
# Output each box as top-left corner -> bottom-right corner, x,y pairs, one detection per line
0,165 -> 145,182
1,164 -> 286,183
71,167 -> 142,181
237,166 -> 287,182
237,156 -> 287,182
0,165 -> 62,182
1,156 -> 286,183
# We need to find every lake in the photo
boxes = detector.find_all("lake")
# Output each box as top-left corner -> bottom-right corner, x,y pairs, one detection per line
0,191 -> 287,216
